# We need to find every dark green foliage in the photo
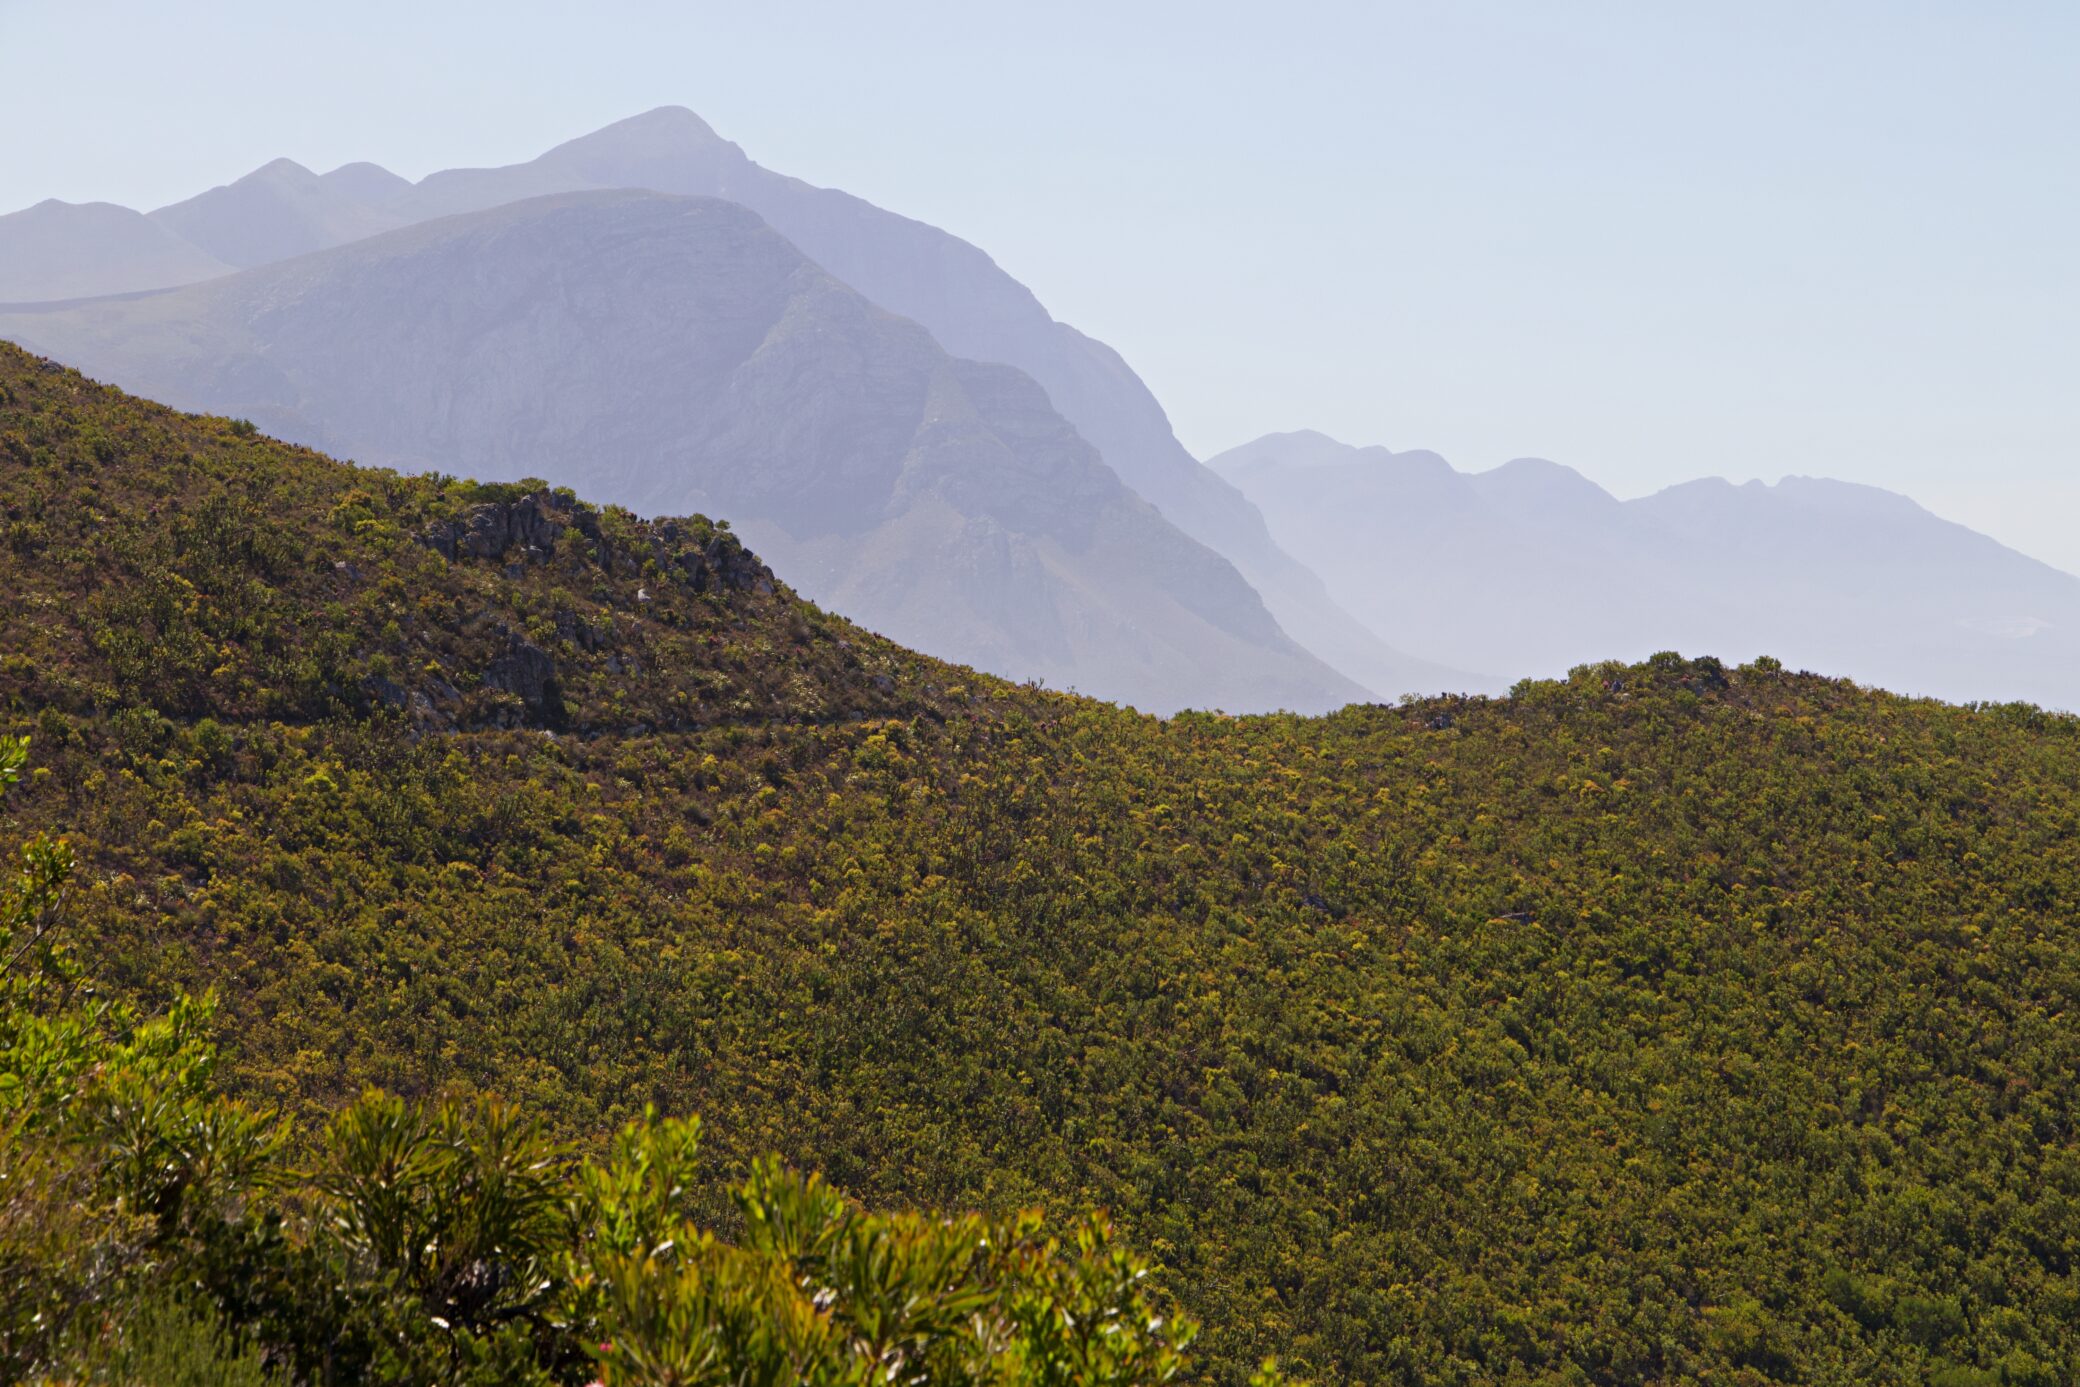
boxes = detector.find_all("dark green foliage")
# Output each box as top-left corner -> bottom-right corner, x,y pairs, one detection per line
73,1289 -> 283,1387
0,733 -> 1208,1387
6,345 -> 2080,1382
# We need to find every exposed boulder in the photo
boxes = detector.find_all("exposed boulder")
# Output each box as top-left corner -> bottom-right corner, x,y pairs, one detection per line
363,675 -> 408,710
419,493 -> 562,563
553,607 -> 604,650
482,632 -> 559,714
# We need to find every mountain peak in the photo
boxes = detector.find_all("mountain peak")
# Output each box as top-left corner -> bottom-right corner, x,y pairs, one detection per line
7,197 -> 139,220
1469,455 -> 1619,512
148,153 -> 406,270
1360,444 -> 1453,475
1482,455 -> 1583,481
0,196 -> 235,301
1268,428 -> 1352,447
514,105 -> 748,196
546,106 -> 730,160
1636,473 -> 1930,523
616,105 -> 722,139
245,157 -> 320,184
1204,430 -> 1363,478
320,161 -> 413,205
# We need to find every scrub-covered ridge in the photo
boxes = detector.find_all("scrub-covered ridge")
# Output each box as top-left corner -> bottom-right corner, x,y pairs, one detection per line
5,345 -> 2080,1384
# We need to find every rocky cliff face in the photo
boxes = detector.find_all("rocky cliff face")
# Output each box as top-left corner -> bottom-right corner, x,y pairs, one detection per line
417,489 -> 775,598
2,193 -> 1360,714
390,487 -> 778,729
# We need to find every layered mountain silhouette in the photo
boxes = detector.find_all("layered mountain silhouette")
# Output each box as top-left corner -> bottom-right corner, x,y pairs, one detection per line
0,192 -> 1364,713
10,107 -> 2066,711
0,107 -> 1457,706
0,199 -> 233,302
148,157 -> 411,268
1210,430 -> 2080,709
377,109 -> 1436,693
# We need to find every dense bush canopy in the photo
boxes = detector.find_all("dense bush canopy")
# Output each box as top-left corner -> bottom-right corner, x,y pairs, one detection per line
0,730 -> 1209,1384
4,344 -> 2080,1383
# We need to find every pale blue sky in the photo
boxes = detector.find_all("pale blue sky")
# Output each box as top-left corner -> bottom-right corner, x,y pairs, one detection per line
3,1 -> 2075,569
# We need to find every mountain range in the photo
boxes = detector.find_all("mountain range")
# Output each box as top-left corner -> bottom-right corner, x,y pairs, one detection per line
1210,430 -> 2080,709
1,108 -> 1460,712
3,107 -> 2074,712
1,190 -> 1373,714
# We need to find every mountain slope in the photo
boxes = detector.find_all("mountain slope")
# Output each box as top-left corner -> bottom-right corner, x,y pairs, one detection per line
1211,429 -> 2080,709
0,198 -> 233,302
317,159 -> 414,205
0,192 -> 1360,714
9,346 -> 2080,1383
394,108 -> 1239,530
0,109 -> 1430,699
393,108 -> 1439,694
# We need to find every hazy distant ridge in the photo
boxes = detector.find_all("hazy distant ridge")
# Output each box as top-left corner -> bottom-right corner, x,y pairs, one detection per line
1210,429 -> 2080,709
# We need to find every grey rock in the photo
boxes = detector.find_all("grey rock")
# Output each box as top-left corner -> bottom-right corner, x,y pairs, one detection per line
482,634 -> 558,711
553,608 -> 601,649
365,676 -> 408,709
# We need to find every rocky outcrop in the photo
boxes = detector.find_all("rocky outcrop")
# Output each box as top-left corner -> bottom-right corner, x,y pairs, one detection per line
650,519 -> 777,596
399,491 -> 779,732
417,492 -> 569,565
417,490 -> 776,597
483,632 -> 558,712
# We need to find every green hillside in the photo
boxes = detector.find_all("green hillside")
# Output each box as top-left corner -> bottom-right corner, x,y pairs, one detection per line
5,342 -> 2080,1384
